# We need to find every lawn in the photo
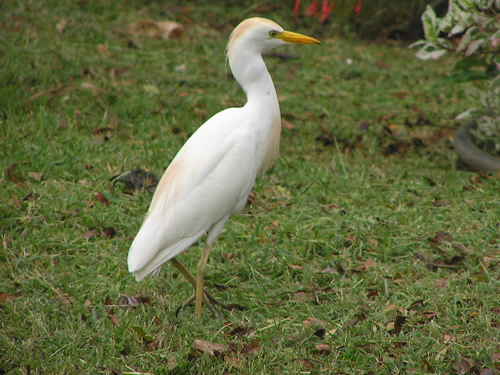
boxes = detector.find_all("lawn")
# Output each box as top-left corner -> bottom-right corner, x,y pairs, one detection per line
1,1 -> 499,374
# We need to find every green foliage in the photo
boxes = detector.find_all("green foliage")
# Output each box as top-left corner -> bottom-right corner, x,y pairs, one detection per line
411,0 -> 500,153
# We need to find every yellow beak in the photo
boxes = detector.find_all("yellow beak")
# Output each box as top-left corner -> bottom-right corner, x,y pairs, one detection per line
279,30 -> 321,45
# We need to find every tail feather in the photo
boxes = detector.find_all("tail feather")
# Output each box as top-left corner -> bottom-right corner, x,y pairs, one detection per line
128,217 -> 206,281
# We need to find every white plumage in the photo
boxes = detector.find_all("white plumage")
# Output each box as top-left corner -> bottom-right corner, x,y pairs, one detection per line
128,17 -> 320,316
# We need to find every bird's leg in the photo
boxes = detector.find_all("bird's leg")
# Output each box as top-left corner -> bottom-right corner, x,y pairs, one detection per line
196,244 -> 212,318
169,258 -> 219,317
170,257 -> 234,317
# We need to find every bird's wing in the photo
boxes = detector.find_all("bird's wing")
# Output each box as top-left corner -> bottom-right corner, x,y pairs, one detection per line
128,108 -> 259,279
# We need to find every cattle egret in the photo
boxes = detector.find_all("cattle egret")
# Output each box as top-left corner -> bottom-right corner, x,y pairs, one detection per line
128,17 -> 320,317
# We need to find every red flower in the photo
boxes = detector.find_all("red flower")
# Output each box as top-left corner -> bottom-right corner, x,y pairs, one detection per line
320,0 -> 334,23
293,0 -> 301,13
355,0 -> 362,15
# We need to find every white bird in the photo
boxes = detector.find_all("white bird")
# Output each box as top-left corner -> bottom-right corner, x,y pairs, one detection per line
128,17 -> 320,317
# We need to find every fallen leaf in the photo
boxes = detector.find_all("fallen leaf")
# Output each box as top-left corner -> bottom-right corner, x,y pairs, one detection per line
11,194 -> 20,207
110,314 -> 120,327
394,316 -> 407,334
435,278 -> 448,290
55,292 -> 71,307
111,169 -> 159,193
443,333 -> 453,343
318,267 -> 337,274
303,317 -> 330,329
0,293 -> 15,303
491,353 -> 500,362
116,295 -> 146,307
364,259 -> 376,269
96,191 -> 110,206
433,199 -> 451,207
298,358 -> 314,369
82,229 -> 99,239
428,231 -> 453,244
288,264 -> 303,270
56,19 -> 68,34
451,357 -> 473,374
479,369 -> 494,375
387,304 -> 404,313
192,339 -> 230,356
293,291 -> 309,301
28,172 -> 43,181
102,226 -> 117,239
6,163 -> 23,183
340,318 -> 359,331
223,355 -> 246,368
315,343 -> 331,353
130,19 -> 186,40
282,119 -> 295,130
241,340 -> 260,354
80,82 -> 101,96
226,325 -> 251,337
97,43 -> 111,56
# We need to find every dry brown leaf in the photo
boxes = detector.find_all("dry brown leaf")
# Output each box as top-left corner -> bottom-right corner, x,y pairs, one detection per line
443,333 -> 453,343
433,199 -> 451,207
435,277 -> 448,290
364,259 -> 376,269
56,19 -> 68,34
387,304 -> 404,312
192,339 -> 230,356
428,231 -> 453,244
293,291 -> 309,301
241,340 -> 260,354
298,358 -> 314,369
157,21 -> 186,40
223,355 -> 246,369
82,229 -> 99,239
11,194 -> 20,207
55,293 -> 71,307
0,293 -> 15,303
288,264 -> 303,270
451,357 -> 473,374
97,44 -> 111,56
6,163 -> 23,183
282,119 -> 295,130
28,172 -> 43,181
491,353 -> 500,362
102,226 -> 117,239
340,318 -> 359,331
110,314 -> 120,327
81,82 -> 101,96
304,317 -> 330,329
315,343 -> 332,353
318,267 -> 337,274
394,316 -> 407,334
130,19 -> 186,40
116,295 -> 142,307
96,191 -> 110,206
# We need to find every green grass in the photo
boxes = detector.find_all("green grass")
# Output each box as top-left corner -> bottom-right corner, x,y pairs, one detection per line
1,1 -> 499,374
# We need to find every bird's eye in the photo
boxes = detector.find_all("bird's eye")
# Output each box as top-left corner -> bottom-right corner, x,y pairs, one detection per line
269,30 -> 277,37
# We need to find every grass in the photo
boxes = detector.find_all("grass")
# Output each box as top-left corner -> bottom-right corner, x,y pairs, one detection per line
1,1 -> 499,374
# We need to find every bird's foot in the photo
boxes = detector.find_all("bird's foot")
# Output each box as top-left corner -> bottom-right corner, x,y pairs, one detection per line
175,289 -> 243,318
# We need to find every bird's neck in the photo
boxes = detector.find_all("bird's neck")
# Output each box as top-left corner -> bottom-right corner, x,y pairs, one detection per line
229,51 -> 279,107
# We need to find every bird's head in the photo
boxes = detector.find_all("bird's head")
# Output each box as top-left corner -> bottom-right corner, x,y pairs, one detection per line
227,17 -> 320,58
